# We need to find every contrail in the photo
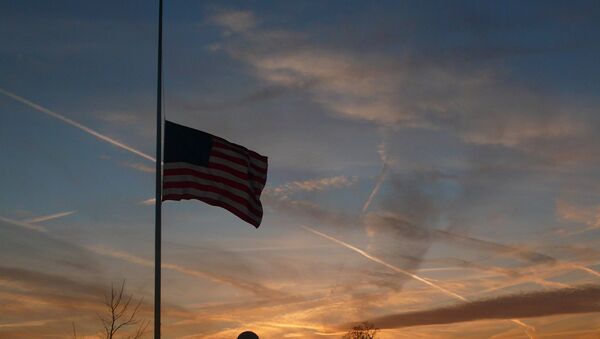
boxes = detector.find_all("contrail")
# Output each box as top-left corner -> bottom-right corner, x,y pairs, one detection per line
571,264 -> 600,278
362,162 -> 388,214
300,225 -> 466,301
362,140 -> 389,214
0,216 -> 46,232
301,225 -> 536,337
0,88 -> 155,162
24,211 -> 75,224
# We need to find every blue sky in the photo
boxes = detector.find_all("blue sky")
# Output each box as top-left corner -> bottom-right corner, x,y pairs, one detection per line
1,1 -> 600,338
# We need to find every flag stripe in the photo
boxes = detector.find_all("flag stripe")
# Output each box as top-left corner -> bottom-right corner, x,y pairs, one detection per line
163,175 -> 262,208
207,161 -> 267,185
211,147 -> 267,170
211,149 -> 267,174
163,190 -> 260,226
213,139 -> 267,164
163,162 -> 265,191
208,155 -> 267,180
163,182 -> 262,216
164,172 -> 261,200
163,194 -> 259,227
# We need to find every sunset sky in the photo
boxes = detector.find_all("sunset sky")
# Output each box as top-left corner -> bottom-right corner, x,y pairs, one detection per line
1,1 -> 600,338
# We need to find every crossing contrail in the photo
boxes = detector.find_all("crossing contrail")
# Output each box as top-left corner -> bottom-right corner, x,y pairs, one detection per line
0,216 -> 47,232
301,225 -> 467,301
362,162 -> 388,214
301,225 -> 536,337
0,88 -> 155,162
361,139 -> 389,214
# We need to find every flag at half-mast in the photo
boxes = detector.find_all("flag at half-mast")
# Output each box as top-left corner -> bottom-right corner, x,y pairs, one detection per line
162,121 -> 268,227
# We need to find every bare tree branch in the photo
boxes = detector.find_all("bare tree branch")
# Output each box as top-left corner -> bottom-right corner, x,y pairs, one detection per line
128,319 -> 150,339
95,280 -> 149,339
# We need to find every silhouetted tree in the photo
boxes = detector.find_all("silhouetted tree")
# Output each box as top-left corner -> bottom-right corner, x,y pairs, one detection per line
97,280 -> 149,339
343,322 -> 378,339
71,281 -> 149,338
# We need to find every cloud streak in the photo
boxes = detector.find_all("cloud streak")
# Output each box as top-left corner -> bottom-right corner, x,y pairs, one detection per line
0,320 -> 50,329
268,176 -> 357,199
0,216 -> 99,274
0,265 -> 104,298
556,199 -> 600,234
360,285 -> 600,329
140,198 -> 156,206
366,213 -> 557,265
88,246 -> 285,299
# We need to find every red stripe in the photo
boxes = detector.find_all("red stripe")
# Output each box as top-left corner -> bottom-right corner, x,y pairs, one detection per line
207,162 -> 267,185
213,139 -> 267,164
163,194 -> 260,227
163,181 -> 262,216
163,168 -> 262,200
210,150 -> 267,176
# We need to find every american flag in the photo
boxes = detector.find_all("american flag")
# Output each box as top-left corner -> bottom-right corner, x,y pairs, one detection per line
162,121 -> 268,227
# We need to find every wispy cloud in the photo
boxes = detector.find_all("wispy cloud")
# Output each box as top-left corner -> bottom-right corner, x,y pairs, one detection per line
121,161 -> 155,173
0,319 -> 51,329
0,265 -> 104,298
0,216 -> 99,273
139,198 -> 156,206
263,194 -> 356,227
212,10 -> 258,33
211,10 -> 600,166
0,88 -> 155,162
556,199 -> 600,234
366,212 -> 557,265
88,245 -> 285,299
268,176 -> 357,198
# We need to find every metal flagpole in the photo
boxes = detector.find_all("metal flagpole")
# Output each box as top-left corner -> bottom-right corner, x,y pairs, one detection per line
154,0 -> 163,337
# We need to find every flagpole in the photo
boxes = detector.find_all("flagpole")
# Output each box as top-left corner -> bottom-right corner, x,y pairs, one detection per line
154,0 -> 163,337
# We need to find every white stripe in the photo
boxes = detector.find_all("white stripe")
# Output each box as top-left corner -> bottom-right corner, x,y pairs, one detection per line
163,188 -> 261,223
163,162 -> 265,191
209,155 -> 267,181
211,146 -> 268,170
213,139 -> 267,163
163,175 -> 262,210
